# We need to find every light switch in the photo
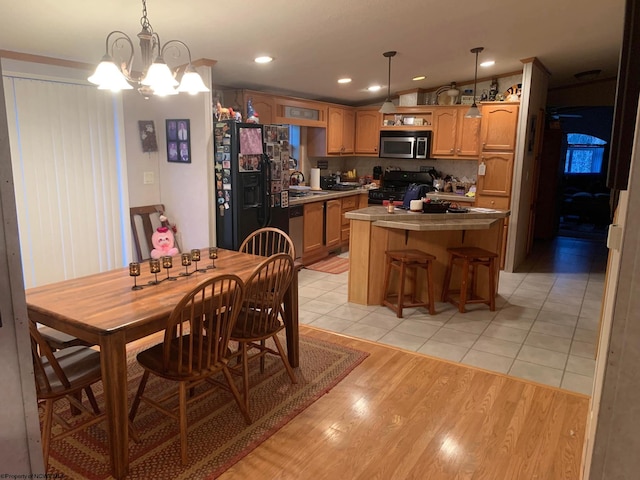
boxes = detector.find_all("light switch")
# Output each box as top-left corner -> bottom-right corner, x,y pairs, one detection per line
143,172 -> 154,184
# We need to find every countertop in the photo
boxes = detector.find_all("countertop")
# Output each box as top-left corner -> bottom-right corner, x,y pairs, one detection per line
345,205 -> 509,231
289,188 -> 369,205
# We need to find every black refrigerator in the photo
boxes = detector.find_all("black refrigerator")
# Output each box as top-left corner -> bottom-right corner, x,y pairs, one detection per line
214,120 -> 290,250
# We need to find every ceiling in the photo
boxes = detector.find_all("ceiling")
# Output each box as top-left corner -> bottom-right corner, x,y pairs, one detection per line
0,0 -> 626,105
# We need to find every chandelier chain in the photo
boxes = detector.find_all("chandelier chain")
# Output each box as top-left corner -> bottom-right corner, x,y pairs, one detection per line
140,0 -> 153,33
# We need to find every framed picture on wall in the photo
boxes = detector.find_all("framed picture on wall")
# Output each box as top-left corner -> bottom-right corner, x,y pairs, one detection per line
166,119 -> 190,163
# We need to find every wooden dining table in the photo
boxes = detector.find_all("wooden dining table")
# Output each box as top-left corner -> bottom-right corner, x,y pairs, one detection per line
26,248 -> 300,479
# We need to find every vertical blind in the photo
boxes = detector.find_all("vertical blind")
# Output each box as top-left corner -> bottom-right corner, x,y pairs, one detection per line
4,76 -> 129,288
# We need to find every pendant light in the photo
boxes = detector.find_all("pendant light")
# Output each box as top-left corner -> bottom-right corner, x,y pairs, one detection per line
379,51 -> 397,114
465,47 -> 484,118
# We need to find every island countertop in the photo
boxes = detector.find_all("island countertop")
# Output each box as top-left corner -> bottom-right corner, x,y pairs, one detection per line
346,205 -> 509,306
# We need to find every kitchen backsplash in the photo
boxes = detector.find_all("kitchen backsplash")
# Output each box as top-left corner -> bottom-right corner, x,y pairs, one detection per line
306,156 -> 478,184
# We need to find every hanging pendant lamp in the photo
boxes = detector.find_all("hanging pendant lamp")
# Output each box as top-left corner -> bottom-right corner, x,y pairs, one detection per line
379,51 -> 397,114
465,47 -> 484,118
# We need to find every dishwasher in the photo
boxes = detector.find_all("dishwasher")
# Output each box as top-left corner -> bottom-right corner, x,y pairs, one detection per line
289,205 -> 303,260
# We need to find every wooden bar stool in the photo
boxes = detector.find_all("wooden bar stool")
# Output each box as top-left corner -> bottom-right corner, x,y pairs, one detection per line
441,247 -> 498,313
381,249 -> 436,318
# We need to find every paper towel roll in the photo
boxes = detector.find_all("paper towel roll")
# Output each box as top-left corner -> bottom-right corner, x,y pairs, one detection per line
310,168 -> 321,190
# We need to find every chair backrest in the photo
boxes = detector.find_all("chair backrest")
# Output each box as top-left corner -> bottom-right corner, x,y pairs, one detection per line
162,274 -> 245,376
239,227 -> 295,259
130,204 -> 178,262
235,253 -> 294,338
29,321 -> 72,395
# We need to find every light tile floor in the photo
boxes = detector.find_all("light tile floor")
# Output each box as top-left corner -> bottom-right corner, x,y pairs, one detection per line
298,236 -> 607,395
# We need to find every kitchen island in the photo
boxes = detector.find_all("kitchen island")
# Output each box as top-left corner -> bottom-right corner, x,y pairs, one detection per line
345,206 -> 510,307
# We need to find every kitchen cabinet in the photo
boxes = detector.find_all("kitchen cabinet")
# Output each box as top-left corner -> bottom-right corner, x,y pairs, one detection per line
327,106 -> 355,154
340,195 -> 359,245
275,97 -> 327,127
431,106 -> 481,159
243,91 -> 276,125
476,152 -> 514,198
355,109 -> 381,155
302,198 -> 342,264
480,103 -> 519,151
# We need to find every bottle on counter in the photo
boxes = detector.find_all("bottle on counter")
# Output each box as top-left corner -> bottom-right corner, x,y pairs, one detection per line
387,196 -> 395,213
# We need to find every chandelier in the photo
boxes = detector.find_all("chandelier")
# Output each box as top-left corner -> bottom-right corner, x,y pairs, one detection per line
88,0 -> 209,97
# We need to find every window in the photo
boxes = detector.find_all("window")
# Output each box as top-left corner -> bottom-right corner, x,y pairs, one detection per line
564,133 -> 607,174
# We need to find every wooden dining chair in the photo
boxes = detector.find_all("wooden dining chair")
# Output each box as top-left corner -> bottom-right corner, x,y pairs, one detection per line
130,204 -> 181,262
239,227 -> 295,259
230,253 -> 297,411
29,320 -> 104,469
128,274 -> 251,465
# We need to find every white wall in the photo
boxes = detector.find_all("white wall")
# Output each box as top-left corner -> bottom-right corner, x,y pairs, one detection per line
123,66 -> 214,255
506,60 -> 549,271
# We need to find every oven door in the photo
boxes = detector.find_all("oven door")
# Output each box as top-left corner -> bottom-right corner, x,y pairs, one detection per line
379,136 -> 415,158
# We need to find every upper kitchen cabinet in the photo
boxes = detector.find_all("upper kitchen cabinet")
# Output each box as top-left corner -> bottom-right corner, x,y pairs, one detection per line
243,91 -> 276,125
274,97 -> 327,128
431,106 -> 481,159
327,106 -> 355,154
307,106 -> 355,157
480,103 -> 519,151
355,108 -> 381,155
380,106 -> 433,131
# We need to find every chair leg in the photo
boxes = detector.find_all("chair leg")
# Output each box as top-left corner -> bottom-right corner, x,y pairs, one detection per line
381,256 -> 392,306
260,339 -> 266,373
241,342 -> 250,411
441,253 -> 454,302
85,386 -> 100,414
488,258 -> 497,311
41,400 -> 54,469
178,382 -> 188,465
221,366 -> 252,424
459,259 -> 469,313
425,261 -> 436,315
272,334 -> 297,384
129,370 -> 150,422
396,262 -> 407,318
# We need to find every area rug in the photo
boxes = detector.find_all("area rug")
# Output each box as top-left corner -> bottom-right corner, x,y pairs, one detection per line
305,255 -> 349,274
46,334 -> 368,479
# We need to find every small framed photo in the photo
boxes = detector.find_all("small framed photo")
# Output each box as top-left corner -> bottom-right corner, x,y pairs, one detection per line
166,119 -> 191,163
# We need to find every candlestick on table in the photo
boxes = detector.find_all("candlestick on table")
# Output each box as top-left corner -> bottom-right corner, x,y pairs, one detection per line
191,248 -> 207,273
208,247 -> 218,269
148,259 -> 161,285
162,256 -> 176,281
180,253 -> 192,276
129,262 -> 143,290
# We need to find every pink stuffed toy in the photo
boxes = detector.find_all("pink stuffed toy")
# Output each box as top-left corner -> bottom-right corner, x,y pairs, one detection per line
150,226 -> 179,259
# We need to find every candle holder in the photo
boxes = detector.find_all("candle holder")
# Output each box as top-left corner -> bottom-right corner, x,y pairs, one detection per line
207,247 -> 218,269
162,256 -> 177,281
148,258 -> 162,285
180,252 -> 192,276
129,262 -> 143,290
191,248 -> 207,273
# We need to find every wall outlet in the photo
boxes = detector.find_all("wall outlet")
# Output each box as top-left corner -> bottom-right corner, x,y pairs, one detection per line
143,171 -> 154,184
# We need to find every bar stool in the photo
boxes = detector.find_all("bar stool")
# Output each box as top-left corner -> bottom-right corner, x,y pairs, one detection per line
381,249 -> 436,318
441,247 -> 498,313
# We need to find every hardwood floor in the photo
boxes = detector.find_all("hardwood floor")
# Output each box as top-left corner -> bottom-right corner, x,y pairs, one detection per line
219,325 -> 589,480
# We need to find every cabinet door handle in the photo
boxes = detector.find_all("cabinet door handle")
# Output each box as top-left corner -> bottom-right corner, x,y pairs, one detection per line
450,148 -> 454,153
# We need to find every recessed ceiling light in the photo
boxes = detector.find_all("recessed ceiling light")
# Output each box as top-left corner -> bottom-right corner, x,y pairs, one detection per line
480,60 -> 495,67
254,56 -> 273,64
338,78 -> 352,84
412,75 -> 426,81
368,85 -> 382,92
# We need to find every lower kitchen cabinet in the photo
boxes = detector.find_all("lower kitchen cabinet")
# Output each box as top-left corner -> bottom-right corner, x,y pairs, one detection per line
325,200 -> 342,248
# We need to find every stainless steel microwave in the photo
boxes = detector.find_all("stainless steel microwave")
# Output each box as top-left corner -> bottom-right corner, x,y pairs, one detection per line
379,130 -> 431,159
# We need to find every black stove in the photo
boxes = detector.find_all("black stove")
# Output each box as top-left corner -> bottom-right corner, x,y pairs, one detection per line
368,171 -> 434,204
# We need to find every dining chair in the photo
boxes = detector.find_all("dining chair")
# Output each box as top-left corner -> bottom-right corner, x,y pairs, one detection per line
128,274 -> 251,465
239,227 -> 295,259
230,253 -> 297,411
29,320 -> 104,469
130,204 -> 181,262
37,324 -> 93,351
